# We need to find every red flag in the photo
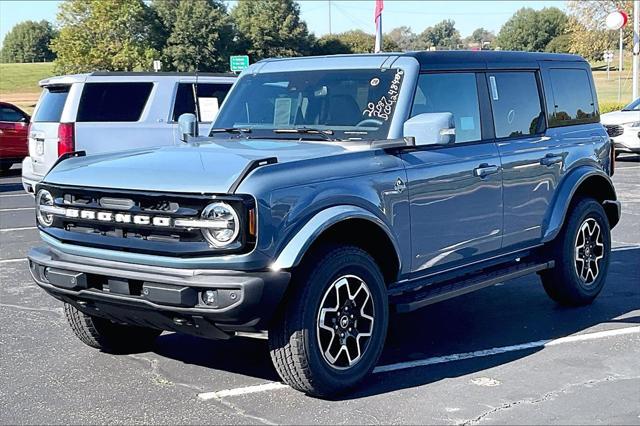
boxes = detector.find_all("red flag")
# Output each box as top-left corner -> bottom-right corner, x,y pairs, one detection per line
374,0 -> 384,23
374,0 -> 384,53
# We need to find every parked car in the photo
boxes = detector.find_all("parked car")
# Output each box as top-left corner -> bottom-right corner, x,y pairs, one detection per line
600,98 -> 640,156
0,101 -> 30,172
28,51 -> 619,397
21,72 -> 236,193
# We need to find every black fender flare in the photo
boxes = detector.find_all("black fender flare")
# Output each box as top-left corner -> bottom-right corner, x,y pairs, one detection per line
542,166 -> 620,243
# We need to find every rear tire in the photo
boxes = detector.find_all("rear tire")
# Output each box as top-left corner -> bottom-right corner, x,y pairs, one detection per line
64,303 -> 161,353
268,245 -> 388,397
540,198 -> 611,306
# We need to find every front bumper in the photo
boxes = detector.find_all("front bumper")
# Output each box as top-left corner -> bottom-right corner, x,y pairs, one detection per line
612,130 -> 640,153
28,246 -> 290,339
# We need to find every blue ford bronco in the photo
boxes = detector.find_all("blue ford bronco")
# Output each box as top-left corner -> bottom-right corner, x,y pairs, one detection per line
28,51 -> 620,396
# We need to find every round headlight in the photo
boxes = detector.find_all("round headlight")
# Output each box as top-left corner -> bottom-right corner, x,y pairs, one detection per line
201,202 -> 240,248
36,189 -> 54,227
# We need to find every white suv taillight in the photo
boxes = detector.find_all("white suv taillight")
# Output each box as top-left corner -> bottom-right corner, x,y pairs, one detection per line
57,122 -> 75,157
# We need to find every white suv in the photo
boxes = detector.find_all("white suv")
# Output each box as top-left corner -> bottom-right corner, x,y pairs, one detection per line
22,72 -> 235,193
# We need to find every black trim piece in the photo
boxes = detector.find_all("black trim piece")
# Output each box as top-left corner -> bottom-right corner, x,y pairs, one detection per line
48,150 -> 86,173
228,157 -> 278,194
392,261 -> 554,313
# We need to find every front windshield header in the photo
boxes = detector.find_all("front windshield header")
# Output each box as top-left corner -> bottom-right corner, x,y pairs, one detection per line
212,68 -> 405,141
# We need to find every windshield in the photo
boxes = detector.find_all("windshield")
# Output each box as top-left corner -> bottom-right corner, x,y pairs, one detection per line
212,68 -> 405,140
622,98 -> 640,111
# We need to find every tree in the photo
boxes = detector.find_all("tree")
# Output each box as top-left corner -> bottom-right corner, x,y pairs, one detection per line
158,0 -> 235,72
0,20 -> 56,63
545,34 -> 572,53
416,20 -> 462,50
469,28 -> 496,44
313,30 -> 398,55
386,26 -> 417,51
567,1 -> 633,61
495,7 -> 568,52
51,0 -> 161,73
232,0 -> 313,61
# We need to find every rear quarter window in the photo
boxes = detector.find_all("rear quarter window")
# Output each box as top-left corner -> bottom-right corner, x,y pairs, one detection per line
547,68 -> 597,127
33,86 -> 70,122
77,82 -> 153,122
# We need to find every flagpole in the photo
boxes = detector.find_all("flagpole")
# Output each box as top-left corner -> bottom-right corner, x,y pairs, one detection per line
374,0 -> 384,53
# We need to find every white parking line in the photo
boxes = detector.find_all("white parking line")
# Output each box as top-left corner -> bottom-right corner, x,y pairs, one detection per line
373,326 -> 640,374
197,326 -> 640,400
0,258 -> 27,264
0,226 -> 36,232
0,193 -> 30,198
0,207 -> 34,212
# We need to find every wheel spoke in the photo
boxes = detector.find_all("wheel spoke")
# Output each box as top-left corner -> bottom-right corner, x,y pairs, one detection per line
574,218 -> 606,286
316,275 -> 375,370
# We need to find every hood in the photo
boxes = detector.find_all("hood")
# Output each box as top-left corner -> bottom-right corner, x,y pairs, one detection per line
601,110 -> 640,125
43,139 -> 354,193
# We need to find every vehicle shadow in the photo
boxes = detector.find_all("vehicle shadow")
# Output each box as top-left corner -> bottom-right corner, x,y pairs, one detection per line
0,166 -> 24,193
150,247 -> 640,398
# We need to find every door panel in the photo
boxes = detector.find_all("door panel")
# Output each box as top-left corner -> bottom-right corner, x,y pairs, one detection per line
497,136 -> 563,246
402,143 -> 503,272
487,70 -> 562,248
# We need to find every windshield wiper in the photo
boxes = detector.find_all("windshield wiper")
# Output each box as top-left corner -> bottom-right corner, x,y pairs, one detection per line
273,127 -> 336,141
210,127 -> 252,136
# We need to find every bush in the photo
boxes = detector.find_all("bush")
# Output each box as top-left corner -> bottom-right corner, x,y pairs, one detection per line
599,102 -> 626,114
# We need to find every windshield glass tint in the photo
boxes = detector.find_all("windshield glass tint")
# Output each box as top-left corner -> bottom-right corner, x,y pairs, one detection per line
623,98 -> 640,111
213,68 -> 405,140
33,86 -> 70,122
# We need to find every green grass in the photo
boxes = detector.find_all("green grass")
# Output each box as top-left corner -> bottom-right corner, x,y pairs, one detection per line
0,62 -> 55,95
592,69 -> 634,105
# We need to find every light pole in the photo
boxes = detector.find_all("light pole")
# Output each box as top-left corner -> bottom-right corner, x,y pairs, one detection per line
606,11 -> 628,102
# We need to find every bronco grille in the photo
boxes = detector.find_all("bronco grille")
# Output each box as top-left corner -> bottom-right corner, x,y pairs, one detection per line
37,184 -> 255,257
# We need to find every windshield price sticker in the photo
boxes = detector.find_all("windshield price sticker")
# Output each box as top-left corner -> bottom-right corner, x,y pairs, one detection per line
363,69 -> 404,121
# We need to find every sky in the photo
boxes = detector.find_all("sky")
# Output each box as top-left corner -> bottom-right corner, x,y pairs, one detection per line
0,0 -> 567,45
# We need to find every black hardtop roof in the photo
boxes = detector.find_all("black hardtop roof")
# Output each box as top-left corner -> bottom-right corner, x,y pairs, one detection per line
262,50 -> 587,71
406,50 -> 585,70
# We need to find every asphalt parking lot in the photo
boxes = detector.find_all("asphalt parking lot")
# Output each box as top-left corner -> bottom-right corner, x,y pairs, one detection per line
0,157 -> 638,425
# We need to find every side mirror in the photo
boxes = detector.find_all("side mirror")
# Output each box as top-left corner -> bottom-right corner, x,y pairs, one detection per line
403,112 -> 455,146
178,113 -> 198,142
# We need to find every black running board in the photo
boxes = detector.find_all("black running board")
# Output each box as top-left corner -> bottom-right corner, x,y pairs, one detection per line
392,261 -> 554,313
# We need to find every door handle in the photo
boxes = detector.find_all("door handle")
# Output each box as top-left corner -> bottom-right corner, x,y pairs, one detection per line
540,153 -> 563,166
474,164 -> 500,178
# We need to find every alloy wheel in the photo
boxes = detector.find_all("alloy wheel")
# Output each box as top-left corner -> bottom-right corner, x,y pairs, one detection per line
574,218 -> 605,285
316,275 -> 375,369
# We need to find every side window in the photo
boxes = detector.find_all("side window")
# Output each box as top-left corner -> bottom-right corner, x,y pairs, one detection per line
0,107 -> 25,122
411,73 -> 482,143
77,83 -> 153,122
548,68 -> 597,127
172,83 -> 196,121
488,72 -> 544,139
172,83 -> 232,122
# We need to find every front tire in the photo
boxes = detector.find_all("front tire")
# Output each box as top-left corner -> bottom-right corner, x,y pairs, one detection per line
64,303 -> 162,353
540,198 -> 611,306
268,245 -> 388,397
